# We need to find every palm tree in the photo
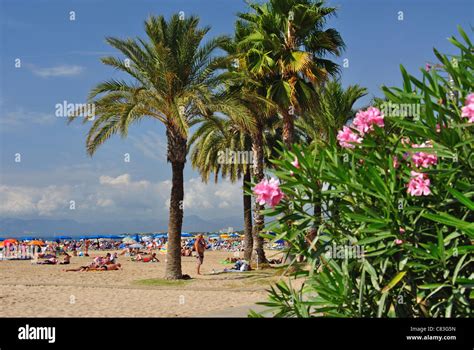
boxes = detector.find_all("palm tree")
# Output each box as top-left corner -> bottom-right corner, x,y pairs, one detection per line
69,14 -> 232,279
221,31 -> 278,263
296,79 -> 367,227
189,115 -> 255,261
237,0 -> 345,147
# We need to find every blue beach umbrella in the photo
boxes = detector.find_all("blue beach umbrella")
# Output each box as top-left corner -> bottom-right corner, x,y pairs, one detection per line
181,232 -> 193,238
55,235 -> 73,240
105,235 -> 122,239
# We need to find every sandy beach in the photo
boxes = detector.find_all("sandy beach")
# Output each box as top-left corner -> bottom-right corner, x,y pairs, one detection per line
0,250 -> 285,317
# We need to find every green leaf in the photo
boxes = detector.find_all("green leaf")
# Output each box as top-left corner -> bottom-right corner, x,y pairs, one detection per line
381,271 -> 407,293
447,188 -> 474,210
357,234 -> 394,245
377,292 -> 387,318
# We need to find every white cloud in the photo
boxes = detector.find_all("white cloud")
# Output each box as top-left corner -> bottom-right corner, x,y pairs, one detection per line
0,174 -> 243,220
0,108 -> 55,129
31,64 -> 84,78
0,185 -> 71,216
96,198 -> 114,207
100,174 -> 132,186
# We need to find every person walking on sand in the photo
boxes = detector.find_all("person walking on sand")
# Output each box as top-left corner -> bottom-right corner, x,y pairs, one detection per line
194,234 -> 206,275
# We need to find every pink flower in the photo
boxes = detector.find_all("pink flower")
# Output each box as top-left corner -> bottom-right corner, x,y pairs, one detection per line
425,63 -> 431,72
353,107 -> 384,135
353,111 -> 371,134
407,171 -> 431,196
436,123 -> 441,133
461,93 -> 474,123
394,239 -> 403,245
291,156 -> 300,169
337,126 -> 362,149
365,107 -> 385,128
253,178 -> 284,207
411,142 -> 437,168
466,93 -> 474,105
399,228 -> 405,234
410,171 -> 425,180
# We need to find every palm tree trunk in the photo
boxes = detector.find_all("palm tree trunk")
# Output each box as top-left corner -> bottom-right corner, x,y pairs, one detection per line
314,180 -> 322,226
165,126 -> 187,279
252,129 -> 267,264
243,167 -> 253,261
282,108 -> 295,147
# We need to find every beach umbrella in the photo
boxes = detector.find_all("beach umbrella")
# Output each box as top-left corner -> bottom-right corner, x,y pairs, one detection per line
181,232 -> 194,238
105,235 -> 122,239
154,233 -> 167,239
0,238 -> 4,241
129,243 -> 143,249
220,234 -> 229,239
122,237 -> 136,244
141,236 -> 153,241
229,233 -> 240,238
20,236 -> 35,241
4,238 -> 18,244
28,240 -> 45,246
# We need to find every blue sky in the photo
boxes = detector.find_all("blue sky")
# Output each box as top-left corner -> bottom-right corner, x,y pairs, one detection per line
0,0 -> 472,223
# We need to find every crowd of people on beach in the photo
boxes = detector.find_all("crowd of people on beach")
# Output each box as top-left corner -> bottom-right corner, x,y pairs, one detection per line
1,233 -> 283,277
64,252 -> 122,272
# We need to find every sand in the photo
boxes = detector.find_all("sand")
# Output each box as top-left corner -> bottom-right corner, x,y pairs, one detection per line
0,250 -> 285,317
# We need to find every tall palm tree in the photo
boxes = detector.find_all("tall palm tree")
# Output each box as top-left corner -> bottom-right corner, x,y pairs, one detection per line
296,79 -> 367,227
69,14 -> 232,279
237,0 -> 345,147
221,30 -> 278,263
189,115 -> 255,261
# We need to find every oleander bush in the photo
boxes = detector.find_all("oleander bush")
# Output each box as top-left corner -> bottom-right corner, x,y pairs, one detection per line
252,27 -> 473,317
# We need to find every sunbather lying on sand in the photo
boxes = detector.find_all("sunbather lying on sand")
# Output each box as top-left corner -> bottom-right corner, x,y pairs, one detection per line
132,253 -> 159,262
38,253 -> 56,260
87,263 -> 122,271
37,257 -> 58,265
64,263 -> 122,272
212,260 -> 251,273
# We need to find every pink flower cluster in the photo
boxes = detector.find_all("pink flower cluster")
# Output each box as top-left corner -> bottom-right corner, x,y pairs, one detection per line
407,171 -> 431,196
337,126 -> 362,149
461,93 -> 474,123
411,142 -> 437,168
353,107 -> 385,134
337,107 -> 384,149
253,177 -> 284,207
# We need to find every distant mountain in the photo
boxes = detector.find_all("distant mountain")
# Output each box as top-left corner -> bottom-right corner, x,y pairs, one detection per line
0,215 -> 243,237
